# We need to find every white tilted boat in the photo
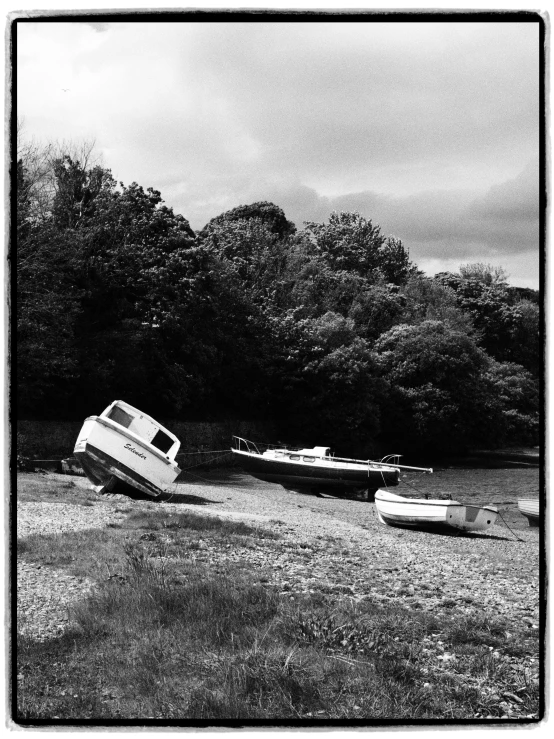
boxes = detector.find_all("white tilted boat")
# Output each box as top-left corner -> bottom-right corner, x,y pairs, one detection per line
231,436 -> 432,497
375,489 -> 498,533
518,498 -> 540,527
74,400 -> 181,498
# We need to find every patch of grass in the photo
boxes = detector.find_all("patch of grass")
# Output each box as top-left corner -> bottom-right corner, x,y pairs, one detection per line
16,549 -> 541,721
187,645 -> 330,719
71,553 -> 280,647
17,529 -> 128,580
16,477 -> 541,722
17,473 -> 101,506
445,614 -> 508,648
123,509 -> 280,540
17,502 -> 282,584
290,600 -> 439,654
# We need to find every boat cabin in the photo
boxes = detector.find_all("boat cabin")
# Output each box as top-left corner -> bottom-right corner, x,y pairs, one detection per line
296,446 -> 331,457
101,400 -> 180,460
262,445 -> 331,461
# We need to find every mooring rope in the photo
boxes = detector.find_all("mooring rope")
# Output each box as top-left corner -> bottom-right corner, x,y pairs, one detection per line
178,469 -> 238,485
399,476 -> 431,497
177,451 -> 233,471
179,449 -> 231,455
496,510 -> 525,542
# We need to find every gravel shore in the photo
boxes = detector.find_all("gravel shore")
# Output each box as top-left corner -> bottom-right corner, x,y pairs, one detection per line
17,471 -> 541,643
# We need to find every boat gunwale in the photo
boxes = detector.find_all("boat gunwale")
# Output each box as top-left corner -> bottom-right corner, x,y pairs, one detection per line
517,499 -> 540,518
231,446 -> 399,472
231,447 -> 398,472
75,442 -> 170,497
375,490 -> 498,513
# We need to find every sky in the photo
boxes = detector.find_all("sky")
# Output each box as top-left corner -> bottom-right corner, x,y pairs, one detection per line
15,12 -> 542,288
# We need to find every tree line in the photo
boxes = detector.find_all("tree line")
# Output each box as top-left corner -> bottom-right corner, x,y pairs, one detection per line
16,138 -> 540,456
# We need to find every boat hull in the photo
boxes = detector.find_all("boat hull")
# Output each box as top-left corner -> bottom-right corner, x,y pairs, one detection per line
375,490 -> 498,532
518,498 -> 540,527
74,417 -> 181,498
232,449 -> 399,494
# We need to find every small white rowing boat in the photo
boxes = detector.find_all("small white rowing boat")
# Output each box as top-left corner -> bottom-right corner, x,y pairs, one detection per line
375,489 -> 498,533
518,498 -> 540,527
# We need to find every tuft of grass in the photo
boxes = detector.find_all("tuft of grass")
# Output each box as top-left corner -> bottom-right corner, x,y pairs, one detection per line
123,509 -> 280,539
17,473 -> 101,506
17,529 -> 128,579
289,601 -> 439,657
70,546 -> 280,647
17,501 -> 282,584
188,645 -> 328,719
445,614 -> 508,648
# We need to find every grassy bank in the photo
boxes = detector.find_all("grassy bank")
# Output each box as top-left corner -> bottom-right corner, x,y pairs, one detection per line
16,481 -> 540,723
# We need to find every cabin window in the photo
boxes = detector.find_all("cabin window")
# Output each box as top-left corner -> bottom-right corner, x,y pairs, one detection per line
289,454 -> 300,461
303,456 -> 315,463
151,429 -> 174,454
107,406 -> 133,429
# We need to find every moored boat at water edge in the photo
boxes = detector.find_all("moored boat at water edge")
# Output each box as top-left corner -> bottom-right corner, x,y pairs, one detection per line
518,498 -> 540,527
74,400 -> 181,498
374,489 -> 498,533
231,436 -> 432,497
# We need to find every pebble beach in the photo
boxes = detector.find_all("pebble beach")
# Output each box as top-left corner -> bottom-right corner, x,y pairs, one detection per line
17,468 -> 541,642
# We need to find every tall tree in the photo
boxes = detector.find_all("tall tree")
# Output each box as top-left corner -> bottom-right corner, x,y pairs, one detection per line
373,320 -> 490,452
201,201 -> 296,239
479,360 -> 539,446
200,216 -> 289,306
17,224 -> 82,415
265,310 -> 386,454
400,275 -> 473,331
348,284 -> 406,342
459,262 -> 508,284
434,271 -> 540,376
303,211 -> 417,284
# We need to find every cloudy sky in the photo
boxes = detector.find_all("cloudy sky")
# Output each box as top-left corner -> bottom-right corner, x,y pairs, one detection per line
16,14 -> 541,288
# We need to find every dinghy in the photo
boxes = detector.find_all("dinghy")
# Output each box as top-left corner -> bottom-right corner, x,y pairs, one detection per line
518,498 -> 540,527
231,436 -> 432,497
375,489 -> 498,533
74,400 -> 181,498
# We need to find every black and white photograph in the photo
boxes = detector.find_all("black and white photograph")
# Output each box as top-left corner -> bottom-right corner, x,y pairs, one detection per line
11,5 -> 544,728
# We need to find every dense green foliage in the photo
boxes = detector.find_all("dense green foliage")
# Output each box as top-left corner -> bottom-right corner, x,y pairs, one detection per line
16,142 -> 540,453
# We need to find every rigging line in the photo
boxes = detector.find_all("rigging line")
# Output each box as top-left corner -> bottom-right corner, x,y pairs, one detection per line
178,466 -> 239,486
399,476 -> 430,497
178,452 -> 234,471
179,449 -> 231,455
496,510 -> 525,542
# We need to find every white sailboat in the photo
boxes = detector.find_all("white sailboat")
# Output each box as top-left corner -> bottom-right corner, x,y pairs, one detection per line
232,436 -> 431,497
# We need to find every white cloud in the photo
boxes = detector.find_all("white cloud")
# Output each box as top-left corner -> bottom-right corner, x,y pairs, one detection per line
16,18 -> 541,287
